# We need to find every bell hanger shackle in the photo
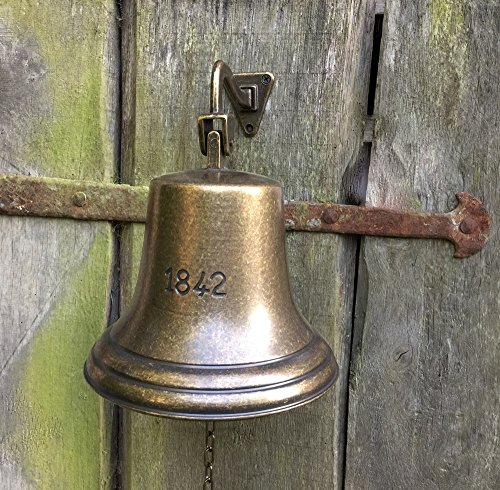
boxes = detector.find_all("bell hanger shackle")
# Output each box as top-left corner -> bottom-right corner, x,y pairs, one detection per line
198,60 -> 275,158
210,60 -> 254,114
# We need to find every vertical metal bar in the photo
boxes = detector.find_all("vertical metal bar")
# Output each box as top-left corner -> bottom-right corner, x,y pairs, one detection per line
206,131 -> 223,169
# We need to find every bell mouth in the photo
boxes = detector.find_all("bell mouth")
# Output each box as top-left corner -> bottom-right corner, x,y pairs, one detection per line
84,329 -> 338,420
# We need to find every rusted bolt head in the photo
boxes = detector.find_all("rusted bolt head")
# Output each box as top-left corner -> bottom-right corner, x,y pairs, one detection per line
459,218 -> 479,235
72,191 -> 87,207
322,208 -> 339,225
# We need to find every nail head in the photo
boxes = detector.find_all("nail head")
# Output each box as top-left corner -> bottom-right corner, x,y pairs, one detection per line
73,191 -> 87,207
322,208 -> 339,225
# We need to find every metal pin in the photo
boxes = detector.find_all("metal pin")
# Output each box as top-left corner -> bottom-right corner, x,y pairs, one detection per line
207,131 -> 223,169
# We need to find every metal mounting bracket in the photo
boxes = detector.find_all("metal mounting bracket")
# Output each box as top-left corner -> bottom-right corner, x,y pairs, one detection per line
198,60 -> 275,157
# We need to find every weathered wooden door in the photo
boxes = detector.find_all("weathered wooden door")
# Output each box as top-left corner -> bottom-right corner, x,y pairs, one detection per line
0,1 -> 498,489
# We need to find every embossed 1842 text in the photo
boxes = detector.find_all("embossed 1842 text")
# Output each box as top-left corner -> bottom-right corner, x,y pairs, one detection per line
165,267 -> 227,298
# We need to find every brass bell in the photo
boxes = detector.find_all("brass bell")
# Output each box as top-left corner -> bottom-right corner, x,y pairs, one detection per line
84,61 -> 339,419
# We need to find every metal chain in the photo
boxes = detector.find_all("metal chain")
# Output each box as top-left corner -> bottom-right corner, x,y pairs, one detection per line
203,421 -> 215,489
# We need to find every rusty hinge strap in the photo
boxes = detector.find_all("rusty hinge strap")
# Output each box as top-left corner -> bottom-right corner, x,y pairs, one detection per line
0,174 -> 149,223
0,175 -> 490,258
285,194 -> 490,258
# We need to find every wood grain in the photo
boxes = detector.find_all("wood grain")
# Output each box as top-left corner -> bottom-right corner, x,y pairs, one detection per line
345,1 -> 500,489
0,1 -> 119,488
120,0 -> 374,488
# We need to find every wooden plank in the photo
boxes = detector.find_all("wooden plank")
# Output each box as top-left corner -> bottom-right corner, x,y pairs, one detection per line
345,1 -> 500,489
375,0 -> 385,15
121,0 -> 374,488
0,1 -> 119,488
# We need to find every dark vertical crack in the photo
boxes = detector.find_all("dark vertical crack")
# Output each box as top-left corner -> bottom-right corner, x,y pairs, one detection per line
111,0 -> 138,488
107,221 -> 123,490
341,6 -> 384,490
367,14 -> 384,117
107,1 -> 125,489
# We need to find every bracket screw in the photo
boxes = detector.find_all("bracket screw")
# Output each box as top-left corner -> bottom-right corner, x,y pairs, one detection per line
261,74 -> 271,85
72,191 -> 87,207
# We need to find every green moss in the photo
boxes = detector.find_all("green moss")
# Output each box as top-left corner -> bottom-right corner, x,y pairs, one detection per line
134,77 -> 167,183
294,201 -> 310,225
408,194 -> 423,211
429,0 -> 467,82
4,1 -> 115,180
430,0 -> 465,46
472,165 -> 481,192
270,445 -> 288,470
14,229 -> 112,489
315,196 -> 334,204
429,0 -> 468,127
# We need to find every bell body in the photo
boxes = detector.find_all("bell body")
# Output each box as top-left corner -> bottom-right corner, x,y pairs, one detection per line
85,168 -> 338,419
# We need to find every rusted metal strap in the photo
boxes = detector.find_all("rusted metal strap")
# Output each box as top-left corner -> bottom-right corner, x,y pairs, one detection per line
285,193 -> 490,258
0,175 -> 490,258
0,174 -> 149,223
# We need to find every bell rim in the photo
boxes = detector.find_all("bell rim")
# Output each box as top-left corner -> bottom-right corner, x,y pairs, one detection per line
84,328 -> 339,420
84,356 -> 338,420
